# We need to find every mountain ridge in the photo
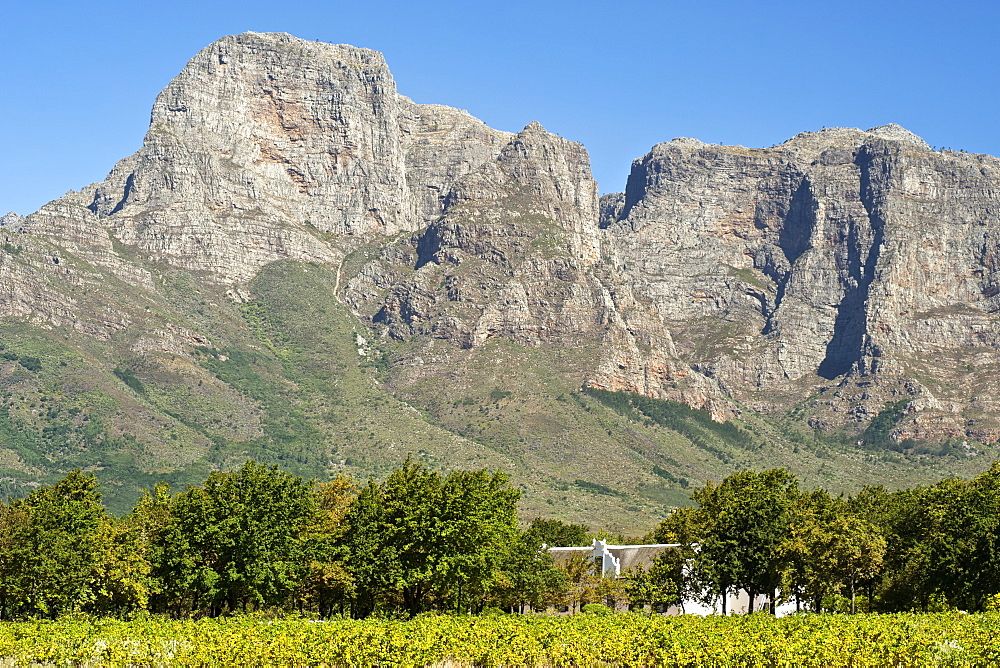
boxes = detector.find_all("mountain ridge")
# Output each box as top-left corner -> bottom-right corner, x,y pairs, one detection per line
1,32 -> 998,529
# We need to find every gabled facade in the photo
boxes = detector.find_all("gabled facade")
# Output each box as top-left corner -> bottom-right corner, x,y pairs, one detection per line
547,539 -> 798,616
548,539 -> 681,577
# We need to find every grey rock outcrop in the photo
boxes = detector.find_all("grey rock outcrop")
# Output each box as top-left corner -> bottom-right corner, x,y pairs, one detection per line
348,121 -> 729,413
90,33 -> 411,238
0,212 -> 24,231
350,120 -> 607,346
603,126 -> 1000,440
6,32 -> 517,341
399,100 -> 512,224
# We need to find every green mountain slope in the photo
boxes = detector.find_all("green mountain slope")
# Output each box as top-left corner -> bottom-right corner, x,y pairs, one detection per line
0,251 -> 994,528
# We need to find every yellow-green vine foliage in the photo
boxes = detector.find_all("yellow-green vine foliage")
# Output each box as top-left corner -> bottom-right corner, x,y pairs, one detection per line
0,612 -> 998,666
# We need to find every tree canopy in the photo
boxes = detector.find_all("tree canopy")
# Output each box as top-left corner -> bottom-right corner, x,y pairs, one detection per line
0,459 -> 998,619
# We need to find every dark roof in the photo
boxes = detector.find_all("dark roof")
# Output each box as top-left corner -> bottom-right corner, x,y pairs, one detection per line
607,544 -> 677,572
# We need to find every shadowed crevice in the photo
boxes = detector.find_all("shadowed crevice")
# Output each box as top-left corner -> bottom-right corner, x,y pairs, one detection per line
109,173 -> 136,216
779,178 -> 815,267
817,149 -> 887,380
414,223 -> 444,269
759,177 -> 817,335
616,158 -> 650,225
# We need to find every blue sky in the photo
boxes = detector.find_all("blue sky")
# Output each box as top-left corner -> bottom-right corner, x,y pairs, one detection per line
3,0 -> 998,215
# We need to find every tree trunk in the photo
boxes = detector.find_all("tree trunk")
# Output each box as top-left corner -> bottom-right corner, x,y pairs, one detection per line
849,578 -> 856,615
721,587 -> 727,616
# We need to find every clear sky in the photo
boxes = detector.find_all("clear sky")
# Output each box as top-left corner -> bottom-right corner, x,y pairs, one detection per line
3,0 -> 998,215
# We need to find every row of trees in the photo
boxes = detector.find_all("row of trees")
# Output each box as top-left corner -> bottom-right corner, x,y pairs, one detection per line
645,463 -> 1000,614
0,461 -> 584,619
0,460 -> 998,619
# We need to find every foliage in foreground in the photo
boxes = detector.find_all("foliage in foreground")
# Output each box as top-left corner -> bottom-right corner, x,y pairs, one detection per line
0,612 -> 997,666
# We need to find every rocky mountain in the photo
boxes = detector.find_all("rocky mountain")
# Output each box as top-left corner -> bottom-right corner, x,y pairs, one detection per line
607,127 -> 1000,441
2,31 -> 998,528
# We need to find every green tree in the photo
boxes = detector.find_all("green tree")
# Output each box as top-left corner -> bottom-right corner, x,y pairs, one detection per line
339,478 -> 392,617
89,517 -> 156,615
297,475 -> 357,617
0,470 -> 108,619
948,462 -> 1000,609
624,551 -> 687,612
594,571 -> 628,609
779,489 -> 842,612
433,467 -> 521,612
692,468 -> 800,614
865,484 -> 932,611
487,530 -> 566,613
877,463 -> 1000,612
829,514 -> 887,614
152,460 -> 316,615
643,506 -> 702,611
780,490 -> 886,613
646,505 -> 702,545
524,517 -> 590,547
554,552 -> 600,613
341,461 -> 521,616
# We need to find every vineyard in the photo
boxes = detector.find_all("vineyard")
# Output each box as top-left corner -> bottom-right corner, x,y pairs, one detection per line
0,612 -> 997,666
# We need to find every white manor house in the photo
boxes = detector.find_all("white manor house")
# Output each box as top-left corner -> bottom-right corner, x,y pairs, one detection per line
548,539 -> 797,616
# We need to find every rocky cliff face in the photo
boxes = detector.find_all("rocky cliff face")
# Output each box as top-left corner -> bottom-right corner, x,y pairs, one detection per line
351,121 -> 605,343
343,119 -> 722,412
6,32 -> 514,338
5,29 -> 1000,489
23,33 -> 511,290
601,126 -> 1000,440
351,111 -> 1000,438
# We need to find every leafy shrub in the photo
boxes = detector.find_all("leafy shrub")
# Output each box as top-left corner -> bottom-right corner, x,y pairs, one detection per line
17,356 -> 41,372
489,388 -> 513,402
858,399 -> 909,449
574,480 -> 623,498
112,367 -> 145,395
582,387 -> 752,462
581,603 -> 613,615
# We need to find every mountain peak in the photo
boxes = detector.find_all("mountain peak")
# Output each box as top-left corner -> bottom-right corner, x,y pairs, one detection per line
779,124 -> 930,151
521,120 -> 548,134
864,123 -> 930,148
0,212 -> 24,230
